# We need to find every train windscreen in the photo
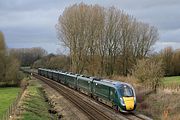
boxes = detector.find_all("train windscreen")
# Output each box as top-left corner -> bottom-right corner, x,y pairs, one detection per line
118,85 -> 134,97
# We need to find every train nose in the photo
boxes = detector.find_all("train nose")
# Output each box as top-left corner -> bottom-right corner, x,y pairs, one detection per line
123,97 -> 134,110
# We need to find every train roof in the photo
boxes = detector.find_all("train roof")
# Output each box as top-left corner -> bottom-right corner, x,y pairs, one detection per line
94,79 -> 132,88
91,77 -> 102,81
39,68 -> 133,89
52,70 -> 61,74
66,72 -> 79,77
38,68 -> 46,70
77,75 -> 93,81
78,75 -> 102,80
38,68 -> 50,71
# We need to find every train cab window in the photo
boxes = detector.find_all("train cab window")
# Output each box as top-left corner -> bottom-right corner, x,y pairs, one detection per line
118,85 -> 133,97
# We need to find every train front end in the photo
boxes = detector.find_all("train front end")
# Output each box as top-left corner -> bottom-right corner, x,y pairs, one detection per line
117,83 -> 136,112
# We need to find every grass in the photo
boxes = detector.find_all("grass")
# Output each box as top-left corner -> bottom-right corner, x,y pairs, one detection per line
163,76 -> 180,85
0,87 -> 20,117
21,80 -> 51,120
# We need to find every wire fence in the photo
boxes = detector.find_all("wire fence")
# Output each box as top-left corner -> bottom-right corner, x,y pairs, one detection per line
0,85 -> 27,120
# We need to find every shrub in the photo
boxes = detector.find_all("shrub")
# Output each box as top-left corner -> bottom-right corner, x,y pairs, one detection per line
132,57 -> 164,93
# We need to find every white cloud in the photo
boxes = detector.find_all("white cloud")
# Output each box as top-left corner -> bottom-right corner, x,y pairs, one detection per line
160,29 -> 180,42
0,8 -> 60,28
0,0 -> 180,53
154,41 -> 180,51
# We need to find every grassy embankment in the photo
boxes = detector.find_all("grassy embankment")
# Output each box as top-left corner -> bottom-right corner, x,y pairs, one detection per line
20,80 -> 52,120
0,87 -> 20,117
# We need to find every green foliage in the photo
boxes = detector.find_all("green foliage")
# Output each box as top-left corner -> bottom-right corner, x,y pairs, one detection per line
0,87 -> 20,117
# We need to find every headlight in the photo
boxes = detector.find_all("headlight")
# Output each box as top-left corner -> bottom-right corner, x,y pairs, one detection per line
120,97 -> 125,106
134,96 -> 136,103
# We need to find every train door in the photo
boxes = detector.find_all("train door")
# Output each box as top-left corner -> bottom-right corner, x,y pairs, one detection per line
110,88 -> 118,109
110,88 -> 115,104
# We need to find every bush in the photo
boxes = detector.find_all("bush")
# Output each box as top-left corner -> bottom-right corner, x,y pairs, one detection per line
0,31 -> 21,87
132,57 -> 164,93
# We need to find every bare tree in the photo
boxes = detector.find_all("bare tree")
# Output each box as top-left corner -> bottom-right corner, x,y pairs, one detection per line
160,47 -> 174,76
57,3 -> 105,73
172,49 -> 180,75
9,47 -> 47,66
56,3 -> 159,76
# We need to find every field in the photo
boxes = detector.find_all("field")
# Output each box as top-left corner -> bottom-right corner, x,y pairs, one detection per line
0,87 -> 20,117
162,76 -> 180,85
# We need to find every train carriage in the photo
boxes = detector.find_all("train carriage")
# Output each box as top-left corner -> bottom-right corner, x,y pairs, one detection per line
77,75 -> 93,96
47,70 -> 53,79
58,72 -> 67,84
43,69 -> 47,76
38,68 -> 48,77
92,79 -> 136,112
52,71 -> 59,82
92,80 -> 116,107
38,68 -> 42,75
66,73 -> 78,89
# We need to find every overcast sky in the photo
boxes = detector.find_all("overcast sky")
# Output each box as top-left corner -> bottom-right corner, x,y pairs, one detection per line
0,0 -> 180,53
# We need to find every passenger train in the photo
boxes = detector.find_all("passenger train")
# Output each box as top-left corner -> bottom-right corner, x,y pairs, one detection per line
38,68 -> 136,112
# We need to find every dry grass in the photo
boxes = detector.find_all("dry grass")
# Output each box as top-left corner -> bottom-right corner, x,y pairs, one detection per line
136,89 -> 180,120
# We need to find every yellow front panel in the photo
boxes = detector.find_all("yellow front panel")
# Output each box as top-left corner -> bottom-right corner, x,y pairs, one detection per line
123,97 -> 134,110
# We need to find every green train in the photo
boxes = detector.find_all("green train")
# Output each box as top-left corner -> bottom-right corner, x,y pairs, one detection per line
38,68 -> 136,112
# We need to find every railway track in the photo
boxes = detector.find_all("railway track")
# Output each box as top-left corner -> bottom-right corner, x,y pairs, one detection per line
32,73 -> 152,120
33,73 -> 112,120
